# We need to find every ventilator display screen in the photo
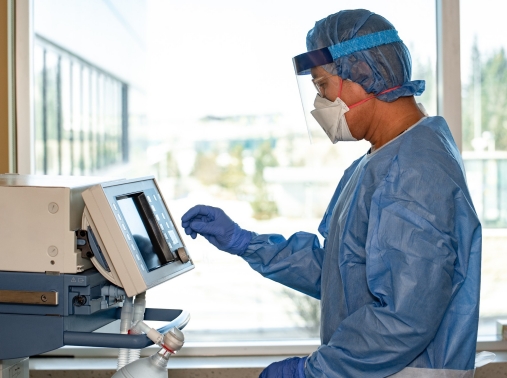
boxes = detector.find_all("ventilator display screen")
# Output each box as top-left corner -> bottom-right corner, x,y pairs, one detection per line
117,196 -> 163,271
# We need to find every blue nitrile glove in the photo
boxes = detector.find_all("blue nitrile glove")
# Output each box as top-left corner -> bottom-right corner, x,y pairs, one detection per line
181,205 -> 254,255
260,357 -> 307,378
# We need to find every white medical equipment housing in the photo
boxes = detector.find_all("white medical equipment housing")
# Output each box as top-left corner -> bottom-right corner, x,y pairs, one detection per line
81,176 -> 193,297
0,174 -> 104,274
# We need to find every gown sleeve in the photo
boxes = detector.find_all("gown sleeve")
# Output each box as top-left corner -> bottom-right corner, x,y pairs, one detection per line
240,232 -> 325,299
305,155 -> 480,377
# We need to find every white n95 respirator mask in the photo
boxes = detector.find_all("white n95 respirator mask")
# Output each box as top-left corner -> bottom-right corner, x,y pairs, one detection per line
310,94 -> 357,144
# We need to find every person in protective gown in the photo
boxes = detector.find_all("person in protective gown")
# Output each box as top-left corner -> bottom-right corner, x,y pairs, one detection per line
181,9 -> 481,378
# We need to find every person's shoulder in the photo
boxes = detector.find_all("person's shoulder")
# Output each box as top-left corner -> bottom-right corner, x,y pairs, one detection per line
392,116 -> 469,191
340,153 -> 367,181
409,116 -> 454,144
398,116 -> 461,168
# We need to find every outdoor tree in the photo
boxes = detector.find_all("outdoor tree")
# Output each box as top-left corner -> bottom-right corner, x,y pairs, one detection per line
463,42 -> 507,151
250,140 -> 279,220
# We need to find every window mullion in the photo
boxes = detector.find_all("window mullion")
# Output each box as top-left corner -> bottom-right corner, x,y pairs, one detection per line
15,0 -> 35,174
436,0 -> 462,151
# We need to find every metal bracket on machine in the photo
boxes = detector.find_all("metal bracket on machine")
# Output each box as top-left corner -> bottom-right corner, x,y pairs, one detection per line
76,228 -> 111,273
0,290 -> 58,306
76,229 -> 93,259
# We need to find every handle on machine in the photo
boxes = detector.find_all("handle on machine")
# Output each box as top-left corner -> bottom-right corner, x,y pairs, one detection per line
63,308 -> 189,349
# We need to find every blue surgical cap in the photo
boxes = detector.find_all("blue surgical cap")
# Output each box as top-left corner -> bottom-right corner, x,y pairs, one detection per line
305,9 -> 425,102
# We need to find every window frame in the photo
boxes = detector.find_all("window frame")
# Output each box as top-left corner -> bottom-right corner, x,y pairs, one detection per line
15,0 -> 34,174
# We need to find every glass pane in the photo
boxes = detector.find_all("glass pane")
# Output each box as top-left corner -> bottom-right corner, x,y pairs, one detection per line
33,0 -> 436,342
75,64 -> 84,173
461,0 -> 507,339
81,66 -> 90,175
96,73 -> 105,170
33,44 -> 44,174
60,58 -> 71,175
44,51 -> 59,175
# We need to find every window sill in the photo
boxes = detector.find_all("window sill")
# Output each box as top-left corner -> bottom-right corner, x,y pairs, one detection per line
38,339 -> 321,359
29,340 -> 507,371
38,339 -> 507,358
478,340 -> 507,353
30,356 -> 288,371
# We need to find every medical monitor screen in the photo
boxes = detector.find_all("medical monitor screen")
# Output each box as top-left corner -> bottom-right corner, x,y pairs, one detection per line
84,176 -> 193,296
117,196 -> 164,271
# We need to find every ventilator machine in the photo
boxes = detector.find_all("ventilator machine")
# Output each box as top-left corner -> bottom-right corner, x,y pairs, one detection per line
0,174 -> 194,377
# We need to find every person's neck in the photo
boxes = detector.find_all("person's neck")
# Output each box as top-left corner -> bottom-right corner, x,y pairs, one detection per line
366,97 -> 425,151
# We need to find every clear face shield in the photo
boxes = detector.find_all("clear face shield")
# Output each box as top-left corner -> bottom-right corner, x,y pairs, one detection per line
293,48 -> 337,142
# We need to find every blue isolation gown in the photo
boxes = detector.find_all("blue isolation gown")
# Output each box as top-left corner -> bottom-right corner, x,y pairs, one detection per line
241,117 -> 481,377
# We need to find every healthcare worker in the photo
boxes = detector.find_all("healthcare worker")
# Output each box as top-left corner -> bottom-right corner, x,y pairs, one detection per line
182,9 -> 481,378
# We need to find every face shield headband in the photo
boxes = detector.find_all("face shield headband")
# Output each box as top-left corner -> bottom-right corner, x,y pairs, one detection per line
292,29 -> 402,75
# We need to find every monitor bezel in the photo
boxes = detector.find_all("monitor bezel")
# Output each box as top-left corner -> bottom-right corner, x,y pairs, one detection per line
83,176 -> 194,296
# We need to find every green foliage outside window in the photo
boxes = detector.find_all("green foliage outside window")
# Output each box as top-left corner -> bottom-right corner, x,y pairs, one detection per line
191,140 -> 279,220
282,288 -> 320,336
219,144 -> 247,190
463,42 -> 507,151
251,141 -> 279,220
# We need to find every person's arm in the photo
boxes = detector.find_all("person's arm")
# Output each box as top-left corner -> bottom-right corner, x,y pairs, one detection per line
241,232 -> 324,299
181,205 -> 324,299
305,163 -> 474,377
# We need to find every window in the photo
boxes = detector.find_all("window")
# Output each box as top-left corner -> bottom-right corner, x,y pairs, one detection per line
36,0 -> 507,346
461,0 -> 507,338
34,36 -> 127,175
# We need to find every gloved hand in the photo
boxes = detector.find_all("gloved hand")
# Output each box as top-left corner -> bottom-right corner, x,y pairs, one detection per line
260,357 -> 307,378
181,205 -> 254,255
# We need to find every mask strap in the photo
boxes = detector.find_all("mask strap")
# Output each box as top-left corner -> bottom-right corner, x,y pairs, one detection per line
348,85 -> 402,109
338,77 -> 344,99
